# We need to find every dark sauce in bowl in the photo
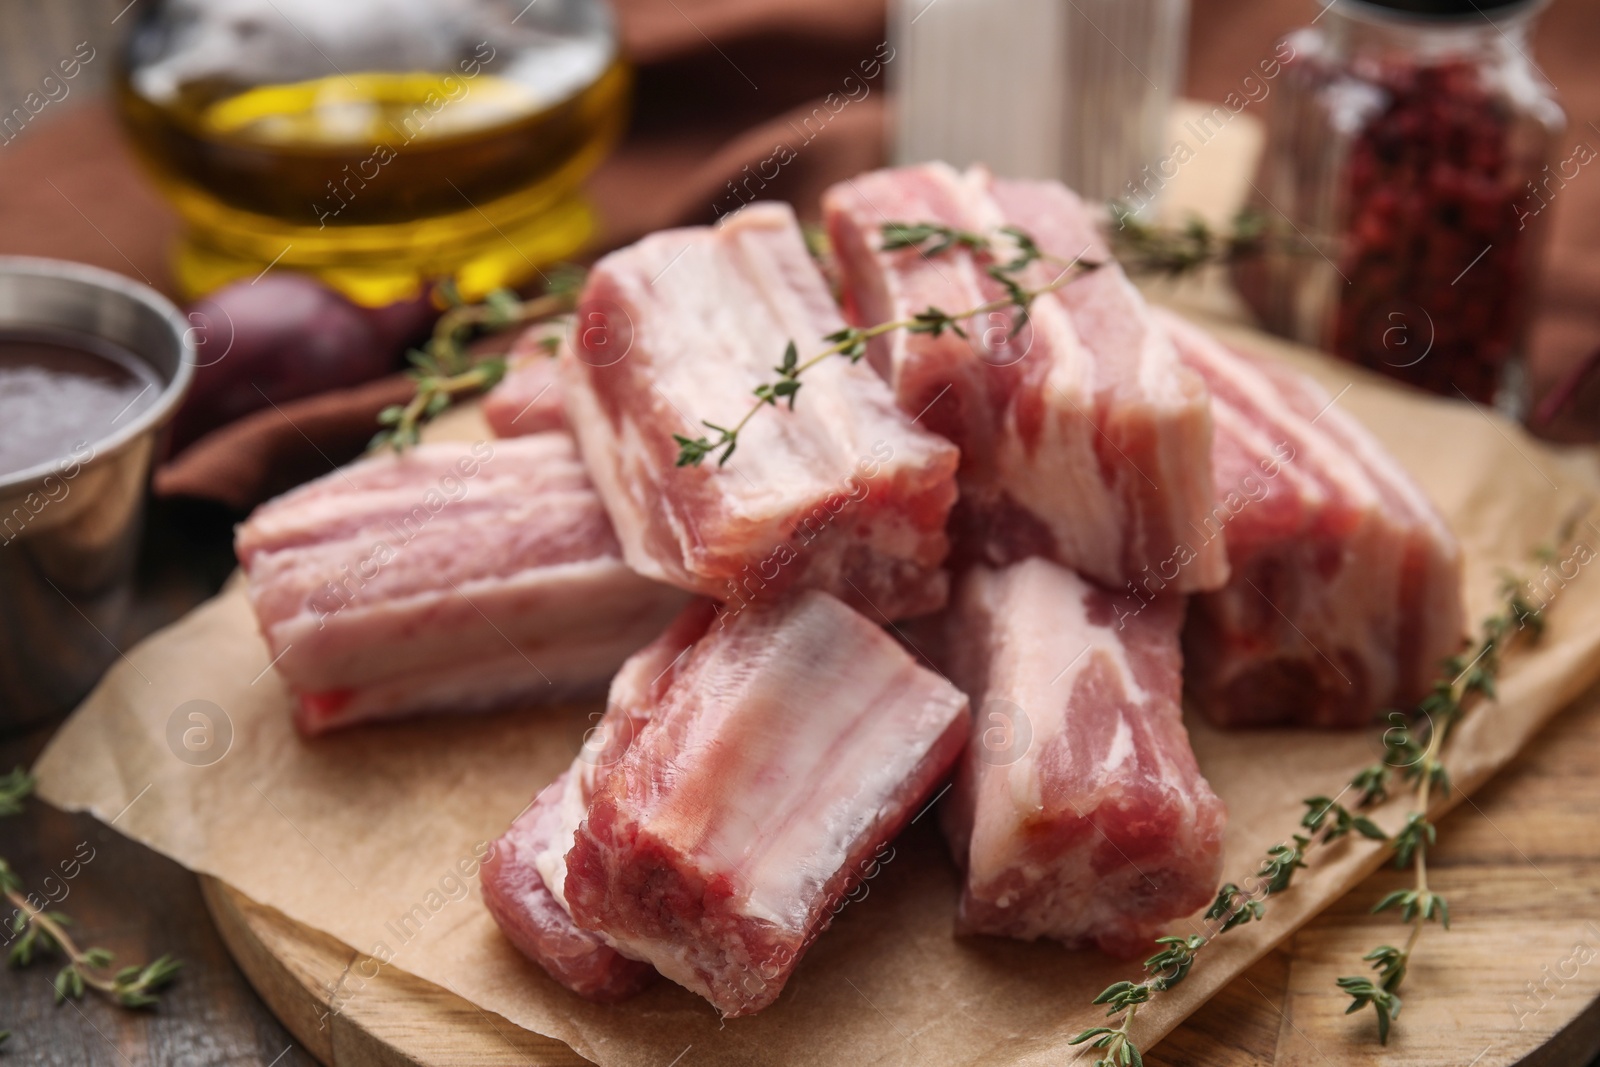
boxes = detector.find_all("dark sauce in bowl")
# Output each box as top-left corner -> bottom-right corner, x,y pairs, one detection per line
0,329 -> 163,479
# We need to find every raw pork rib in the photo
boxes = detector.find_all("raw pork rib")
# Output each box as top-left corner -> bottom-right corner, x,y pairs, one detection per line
562,202 -> 961,621
481,602 -> 717,1000
941,558 -> 1225,956
482,326 -> 566,437
236,435 -> 688,734
479,770 -> 656,1000
562,591 -> 971,1016
823,163 -> 1227,594
1158,311 -> 1465,727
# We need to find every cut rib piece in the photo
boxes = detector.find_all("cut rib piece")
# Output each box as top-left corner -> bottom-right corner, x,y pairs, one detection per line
479,770 -> 657,1001
562,591 -> 970,1017
236,434 -> 689,735
824,165 -> 1002,464
1156,310 -> 1466,728
483,326 -> 566,437
941,558 -> 1226,957
482,602 -> 715,1000
561,201 -> 961,621
822,163 -> 1227,594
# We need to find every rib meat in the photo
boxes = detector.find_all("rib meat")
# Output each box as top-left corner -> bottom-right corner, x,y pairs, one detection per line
822,163 -> 1227,593
483,325 -> 566,437
561,202 -> 961,621
941,558 -> 1225,956
1157,310 -> 1465,727
479,769 -> 657,1000
480,603 -> 720,1000
562,591 -> 970,1017
236,435 -> 689,734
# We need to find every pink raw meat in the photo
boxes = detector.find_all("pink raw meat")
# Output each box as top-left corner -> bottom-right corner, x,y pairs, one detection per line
482,601 -> 717,1000
479,770 -> 656,1000
483,325 -> 566,437
562,591 -> 970,1017
561,201 -> 961,621
236,435 -> 689,734
1157,310 -> 1465,727
824,164 -> 1003,464
941,558 -> 1226,957
823,163 -> 1227,594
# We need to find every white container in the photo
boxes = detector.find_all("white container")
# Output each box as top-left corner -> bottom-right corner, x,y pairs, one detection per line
890,0 -> 1189,205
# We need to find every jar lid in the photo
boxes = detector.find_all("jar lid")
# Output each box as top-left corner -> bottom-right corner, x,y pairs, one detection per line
1341,0 -> 1535,16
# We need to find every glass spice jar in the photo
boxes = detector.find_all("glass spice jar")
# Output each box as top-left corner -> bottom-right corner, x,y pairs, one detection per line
1248,0 -> 1563,414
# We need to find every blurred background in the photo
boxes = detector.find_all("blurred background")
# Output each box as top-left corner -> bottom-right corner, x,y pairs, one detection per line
6,0 -> 1598,424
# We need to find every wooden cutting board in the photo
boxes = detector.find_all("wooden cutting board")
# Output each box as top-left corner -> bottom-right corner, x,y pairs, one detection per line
201,674 -> 1600,1067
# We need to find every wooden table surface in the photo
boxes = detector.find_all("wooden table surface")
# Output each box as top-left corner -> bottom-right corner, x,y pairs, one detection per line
0,497 -> 320,1066
0,14 -> 327,1059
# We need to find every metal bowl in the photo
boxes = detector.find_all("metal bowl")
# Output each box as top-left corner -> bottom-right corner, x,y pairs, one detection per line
0,258 -> 194,731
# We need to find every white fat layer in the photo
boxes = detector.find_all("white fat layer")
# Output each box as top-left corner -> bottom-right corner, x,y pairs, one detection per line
994,303 -> 1122,581
1209,399 -> 1323,505
534,771 -> 591,913
267,555 -> 677,689
1102,714 -> 1136,775
1316,398 -> 1456,541
1135,298 -> 1187,400
1163,312 -> 1379,507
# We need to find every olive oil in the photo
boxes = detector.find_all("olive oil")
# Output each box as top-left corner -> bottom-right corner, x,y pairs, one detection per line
117,56 -> 629,304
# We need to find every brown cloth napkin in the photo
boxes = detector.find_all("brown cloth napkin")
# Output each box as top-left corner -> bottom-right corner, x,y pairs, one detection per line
1,0 -> 1595,512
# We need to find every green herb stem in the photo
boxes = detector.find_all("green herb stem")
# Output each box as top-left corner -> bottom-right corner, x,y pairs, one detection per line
371,275 -> 584,452
676,209 -> 1269,468
1074,537 -> 1564,1062
1108,206 -> 1265,278
1,768 -> 181,1028
675,228 -> 1103,467
1336,561 -> 1551,1043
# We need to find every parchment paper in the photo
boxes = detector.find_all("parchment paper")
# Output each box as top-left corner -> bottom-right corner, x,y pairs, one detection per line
32,321 -> 1600,1067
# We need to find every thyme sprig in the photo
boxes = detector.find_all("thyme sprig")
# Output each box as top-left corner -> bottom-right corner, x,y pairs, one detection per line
1335,571 -> 1546,1043
879,221 -> 989,258
1069,828 -> 1320,1066
1071,544 -> 1560,1064
371,267 -> 586,452
675,222 -> 1100,467
1108,205 -> 1265,278
0,768 -> 30,817
0,768 -> 181,1049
